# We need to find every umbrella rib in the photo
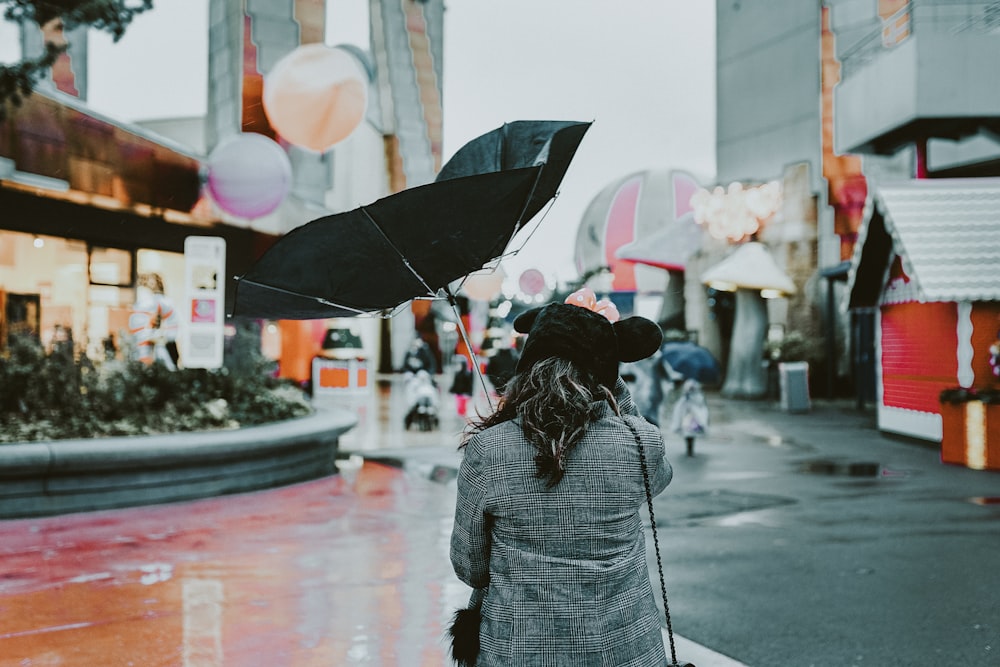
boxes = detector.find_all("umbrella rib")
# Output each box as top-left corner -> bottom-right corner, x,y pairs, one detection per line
237,278 -> 369,315
513,165 -> 545,232
505,193 -> 556,257
360,207 -> 437,297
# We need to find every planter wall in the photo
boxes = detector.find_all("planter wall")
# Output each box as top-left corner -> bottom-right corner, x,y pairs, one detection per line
0,408 -> 356,518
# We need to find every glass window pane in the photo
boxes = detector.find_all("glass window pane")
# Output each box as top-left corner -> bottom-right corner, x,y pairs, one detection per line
89,247 -> 132,286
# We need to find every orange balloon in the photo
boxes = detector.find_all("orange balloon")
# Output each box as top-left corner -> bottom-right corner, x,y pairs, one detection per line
462,269 -> 506,302
263,44 -> 368,152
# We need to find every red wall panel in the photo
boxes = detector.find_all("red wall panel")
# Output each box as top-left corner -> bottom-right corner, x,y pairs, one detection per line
881,302 -> 957,413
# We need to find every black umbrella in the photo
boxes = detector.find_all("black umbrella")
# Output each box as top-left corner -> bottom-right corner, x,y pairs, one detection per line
660,340 -> 722,385
437,120 -> 592,229
231,167 -> 545,320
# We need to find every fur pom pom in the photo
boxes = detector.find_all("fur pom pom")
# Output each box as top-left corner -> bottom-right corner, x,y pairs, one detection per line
448,606 -> 481,666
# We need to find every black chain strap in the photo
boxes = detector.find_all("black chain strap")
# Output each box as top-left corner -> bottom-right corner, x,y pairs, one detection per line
624,419 -> 678,667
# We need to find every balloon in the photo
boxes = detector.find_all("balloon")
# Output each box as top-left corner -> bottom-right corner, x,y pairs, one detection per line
263,44 -> 368,152
518,268 -> 546,296
206,133 -> 292,219
462,268 -> 506,302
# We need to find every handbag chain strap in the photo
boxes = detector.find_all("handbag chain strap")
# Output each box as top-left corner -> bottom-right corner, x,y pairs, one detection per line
625,419 -> 678,667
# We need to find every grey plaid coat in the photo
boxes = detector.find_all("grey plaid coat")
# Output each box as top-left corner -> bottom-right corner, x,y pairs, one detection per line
450,381 -> 672,666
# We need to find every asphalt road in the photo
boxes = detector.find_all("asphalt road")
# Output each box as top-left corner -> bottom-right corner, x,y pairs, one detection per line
1,375 -> 996,666
640,397 -> 1000,667
344,377 -> 1000,667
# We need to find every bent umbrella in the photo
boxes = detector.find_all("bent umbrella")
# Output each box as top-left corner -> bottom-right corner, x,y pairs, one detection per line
231,167 -> 545,320
437,119 -> 593,229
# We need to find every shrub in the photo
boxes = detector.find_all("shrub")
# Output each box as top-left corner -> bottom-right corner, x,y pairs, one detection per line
765,331 -> 825,366
0,334 -> 312,443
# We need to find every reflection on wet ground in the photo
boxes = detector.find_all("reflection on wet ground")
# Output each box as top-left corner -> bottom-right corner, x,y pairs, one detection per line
0,463 -> 466,666
796,459 -> 881,477
656,489 -> 797,527
326,376 -> 487,454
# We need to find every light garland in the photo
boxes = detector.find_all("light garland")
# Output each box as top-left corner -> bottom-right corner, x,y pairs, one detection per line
689,180 -> 782,243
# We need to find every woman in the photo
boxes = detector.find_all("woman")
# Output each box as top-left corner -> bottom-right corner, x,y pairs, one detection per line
450,290 -> 672,666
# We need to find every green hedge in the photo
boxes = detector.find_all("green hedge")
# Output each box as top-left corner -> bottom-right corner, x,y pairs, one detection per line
0,332 -> 312,443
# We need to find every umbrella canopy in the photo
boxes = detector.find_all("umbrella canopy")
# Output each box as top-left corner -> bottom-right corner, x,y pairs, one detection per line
231,167 -> 544,320
660,340 -> 722,384
437,120 -> 592,227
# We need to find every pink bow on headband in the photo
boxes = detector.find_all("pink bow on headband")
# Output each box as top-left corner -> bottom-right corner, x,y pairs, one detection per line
564,287 -> 620,323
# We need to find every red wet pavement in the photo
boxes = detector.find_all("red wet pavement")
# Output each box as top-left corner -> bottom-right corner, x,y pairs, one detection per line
0,462 -> 466,666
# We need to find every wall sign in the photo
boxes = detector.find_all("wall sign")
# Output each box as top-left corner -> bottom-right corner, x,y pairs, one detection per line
182,236 -> 226,369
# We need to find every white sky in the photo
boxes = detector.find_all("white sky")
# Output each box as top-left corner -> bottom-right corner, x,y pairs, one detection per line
442,1 -> 716,282
1,0 -> 716,283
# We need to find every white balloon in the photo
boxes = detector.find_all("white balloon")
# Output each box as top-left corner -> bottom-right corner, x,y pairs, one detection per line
263,44 -> 368,152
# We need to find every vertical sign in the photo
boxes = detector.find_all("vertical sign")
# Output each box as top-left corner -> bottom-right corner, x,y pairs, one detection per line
182,236 -> 226,369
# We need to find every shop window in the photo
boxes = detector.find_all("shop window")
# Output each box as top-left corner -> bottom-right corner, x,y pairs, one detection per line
90,246 -> 132,287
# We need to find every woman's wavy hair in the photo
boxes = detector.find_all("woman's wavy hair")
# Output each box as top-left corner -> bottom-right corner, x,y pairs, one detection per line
462,356 -> 618,487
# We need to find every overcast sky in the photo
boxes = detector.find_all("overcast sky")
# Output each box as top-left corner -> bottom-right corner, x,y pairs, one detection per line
442,1 -> 716,282
1,0 -> 716,283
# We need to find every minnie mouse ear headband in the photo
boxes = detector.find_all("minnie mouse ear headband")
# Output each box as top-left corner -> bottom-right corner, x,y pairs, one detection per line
512,287 -> 663,387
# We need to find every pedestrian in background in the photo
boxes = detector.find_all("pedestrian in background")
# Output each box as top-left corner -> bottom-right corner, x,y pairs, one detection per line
403,337 -> 438,374
403,368 -> 440,431
449,356 -> 474,417
128,272 -> 178,369
670,378 -> 709,457
450,289 -> 670,666
484,338 -> 519,396
630,351 -> 685,426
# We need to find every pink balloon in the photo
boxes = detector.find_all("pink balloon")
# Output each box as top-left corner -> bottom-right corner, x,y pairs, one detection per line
263,44 -> 368,152
206,133 -> 292,219
518,269 -> 546,296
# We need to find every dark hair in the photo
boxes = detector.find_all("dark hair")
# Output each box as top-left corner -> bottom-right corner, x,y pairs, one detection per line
462,357 -> 617,487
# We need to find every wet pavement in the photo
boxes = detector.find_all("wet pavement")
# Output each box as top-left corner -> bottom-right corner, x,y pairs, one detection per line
1,372 -> 998,666
0,463 -> 465,666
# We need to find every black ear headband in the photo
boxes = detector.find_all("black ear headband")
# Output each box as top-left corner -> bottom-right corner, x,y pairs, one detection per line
511,303 -> 662,387
512,307 -> 662,362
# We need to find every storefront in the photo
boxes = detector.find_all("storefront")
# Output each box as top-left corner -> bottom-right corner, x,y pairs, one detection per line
847,178 -> 1000,443
0,88 -> 280,363
0,228 -> 188,360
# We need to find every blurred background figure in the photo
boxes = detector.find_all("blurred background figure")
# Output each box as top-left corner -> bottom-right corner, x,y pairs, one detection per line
404,369 -> 440,431
414,307 -> 443,374
403,336 -> 438,375
630,351 -> 684,426
449,355 -> 474,417
49,323 -> 74,360
128,272 -> 179,369
485,333 -> 520,396
102,333 -> 118,361
670,378 -> 709,457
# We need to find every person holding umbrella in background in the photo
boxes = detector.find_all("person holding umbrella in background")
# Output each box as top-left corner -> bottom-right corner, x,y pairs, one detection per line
670,378 -> 710,457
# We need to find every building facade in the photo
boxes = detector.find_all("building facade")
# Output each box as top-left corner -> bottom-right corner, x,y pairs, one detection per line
0,0 -> 445,376
709,0 -> 1000,411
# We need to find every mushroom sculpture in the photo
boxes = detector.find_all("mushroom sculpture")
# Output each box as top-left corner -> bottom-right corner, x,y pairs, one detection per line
615,211 -> 704,327
701,241 -> 796,399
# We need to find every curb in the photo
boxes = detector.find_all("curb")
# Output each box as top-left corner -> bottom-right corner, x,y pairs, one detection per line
0,408 -> 357,519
